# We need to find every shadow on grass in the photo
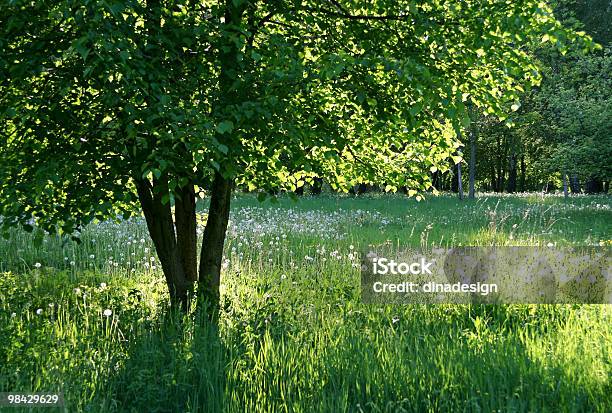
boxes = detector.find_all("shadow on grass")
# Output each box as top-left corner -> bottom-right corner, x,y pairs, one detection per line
93,310 -> 226,413
91,304 -> 609,413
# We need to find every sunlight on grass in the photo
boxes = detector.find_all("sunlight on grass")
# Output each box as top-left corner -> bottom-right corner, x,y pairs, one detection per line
1,194 -> 611,412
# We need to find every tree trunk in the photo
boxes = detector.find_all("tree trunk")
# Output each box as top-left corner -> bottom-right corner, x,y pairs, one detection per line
491,166 -> 497,192
519,154 -> 526,192
562,172 -> 569,199
195,0 -> 245,314
569,174 -> 581,194
310,177 -> 324,195
451,161 -> 459,193
136,178 -> 191,311
468,130 -> 476,199
585,176 -> 603,193
175,184 -> 198,283
198,172 -> 232,310
507,153 -> 517,193
457,162 -> 464,200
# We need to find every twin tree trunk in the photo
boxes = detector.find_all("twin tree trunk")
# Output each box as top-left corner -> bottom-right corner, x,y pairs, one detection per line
134,0 -> 243,313
136,173 -> 232,312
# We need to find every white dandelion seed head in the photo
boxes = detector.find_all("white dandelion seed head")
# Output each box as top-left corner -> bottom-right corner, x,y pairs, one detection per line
103,309 -> 112,317
36,308 -> 43,315
34,262 -> 42,268
100,282 -> 107,289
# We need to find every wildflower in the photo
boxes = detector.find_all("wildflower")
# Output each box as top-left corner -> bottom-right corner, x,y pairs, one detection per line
74,287 -> 81,294
281,274 -> 287,280
103,309 -> 112,317
392,316 -> 400,324
70,261 -> 75,266
100,282 -> 107,289
34,262 -> 42,268
547,242 -> 554,247
11,312 -> 16,318
36,308 -> 43,315
89,254 -> 95,259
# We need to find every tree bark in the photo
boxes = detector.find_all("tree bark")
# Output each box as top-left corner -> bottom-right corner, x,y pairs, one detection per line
451,161 -> 459,193
585,176 -> 603,193
198,172 -> 232,310
310,177 -> 324,194
136,178 -> 191,311
175,184 -> 198,283
519,154 -> 526,192
507,153 -> 517,193
468,130 -> 476,199
195,0 -> 245,314
457,161 -> 464,200
562,172 -> 569,199
569,174 -> 581,194
490,166 -> 497,192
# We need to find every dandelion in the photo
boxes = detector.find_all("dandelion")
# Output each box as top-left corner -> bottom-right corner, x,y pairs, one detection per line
34,262 -> 42,268
89,254 -> 95,259
281,274 -> 287,280
70,261 -> 75,266
547,242 -> 554,247
11,312 -> 16,318
103,309 -> 112,317
36,308 -> 43,315
100,282 -> 107,289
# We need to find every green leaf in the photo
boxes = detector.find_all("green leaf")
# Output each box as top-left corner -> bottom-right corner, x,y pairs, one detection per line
217,144 -> 229,154
215,120 -> 234,135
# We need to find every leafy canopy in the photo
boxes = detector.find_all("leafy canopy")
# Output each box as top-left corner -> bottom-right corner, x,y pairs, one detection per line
0,0 -> 594,235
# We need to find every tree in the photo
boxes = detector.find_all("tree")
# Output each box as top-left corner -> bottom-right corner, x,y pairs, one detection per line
0,0 -> 592,312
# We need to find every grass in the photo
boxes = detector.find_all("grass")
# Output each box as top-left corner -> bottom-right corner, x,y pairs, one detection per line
0,193 -> 611,412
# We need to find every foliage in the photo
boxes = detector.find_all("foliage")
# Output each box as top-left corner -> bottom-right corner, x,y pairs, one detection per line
535,47 -> 612,182
0,0 -> 594,235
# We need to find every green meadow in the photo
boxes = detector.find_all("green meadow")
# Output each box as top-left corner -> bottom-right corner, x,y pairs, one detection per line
1,194 -> 611,412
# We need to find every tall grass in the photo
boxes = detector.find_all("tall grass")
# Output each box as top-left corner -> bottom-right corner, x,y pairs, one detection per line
0,194 -> 610,412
